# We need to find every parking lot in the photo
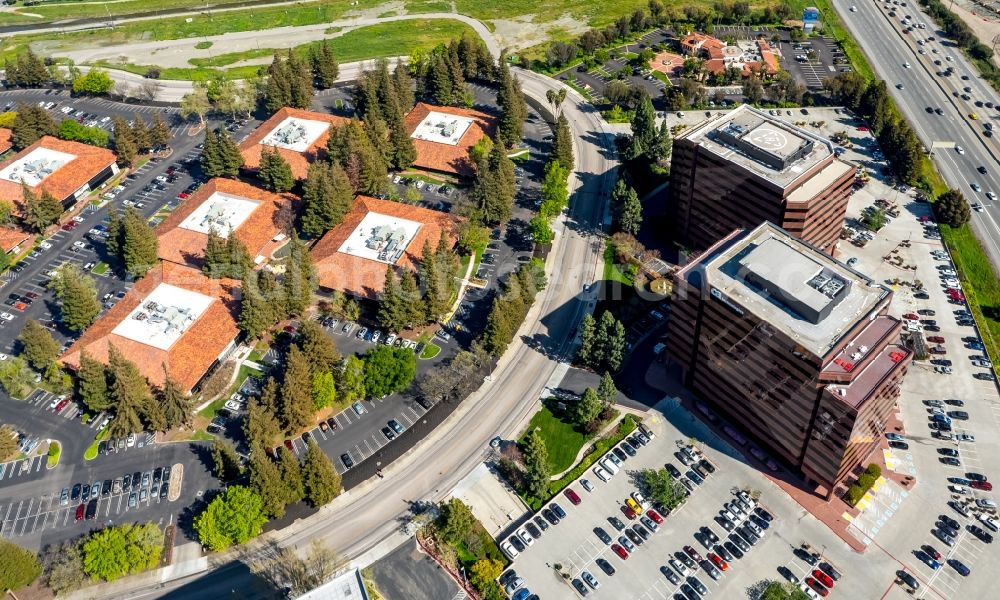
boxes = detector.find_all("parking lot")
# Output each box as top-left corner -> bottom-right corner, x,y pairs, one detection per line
778,36 -> 850,89
498,416 -> 848,600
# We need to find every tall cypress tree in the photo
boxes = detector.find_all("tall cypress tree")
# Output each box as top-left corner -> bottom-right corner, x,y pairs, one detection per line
259,146 -> 294,192
160,369 -> 191,430
200,130 -> 224,177
393,63 -> 415,113
249,452 -> 287,518
302,439 -> 342,506
105,345 -> 148,439
496,58 -> 526,147
279,346 -> 313,432
265,53 -> 292,114
552,113 -> 574,170
120,206 -> 158,277
277,446 -> 305,504
216,129 -> 244,176
77,349 -> 110,412
238,274 -> 275,339
378,267 -> 405,332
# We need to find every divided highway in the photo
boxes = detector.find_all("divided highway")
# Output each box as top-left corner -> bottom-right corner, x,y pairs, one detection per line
840,0 -> 1000,265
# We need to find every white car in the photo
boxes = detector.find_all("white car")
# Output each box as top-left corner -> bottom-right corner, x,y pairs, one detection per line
971,183 -> 981,192
957,145 -> 966,154
40,242 -> 52,250
517,527 -> 534,547
669,558 -> 689,577
944,278 -> 960,287
988,191 -> 997,200
126,433 -> 136,447
850,4 -> 857,10
903,62 -> 910,68
799,583 -> 821,599
0,313 -> 14,321
593,466 -> 611,482
224,399 -> 242,412
500,540 -> 518,559
100,116 -> 111,123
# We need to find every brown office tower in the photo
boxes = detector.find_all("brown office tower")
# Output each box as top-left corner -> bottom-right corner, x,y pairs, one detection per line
668,104 -> 856,255
666,223 -> 910,496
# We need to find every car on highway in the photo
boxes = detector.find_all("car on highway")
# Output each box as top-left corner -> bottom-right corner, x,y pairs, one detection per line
956,145 -> 966,154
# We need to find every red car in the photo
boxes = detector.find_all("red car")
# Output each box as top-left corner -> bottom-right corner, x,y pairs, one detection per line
709,552 -> 729,571
813,569 -> 835,589
806,577 -> 830,597
54,398 -> 70,412
921,544 -> 941,561
61,223 -> 75,231
903,313 -> 919,321
927,336 -> 946,344
178,191 -> 189,199
621,504 -> 637,520
646,509 -> 663,524
75,503 -> 85,522
283,439 -> 295,452
563,488 -> 581,505
971,480 -> 994,491
612,543 -> 629,560
684,545 -> 704,563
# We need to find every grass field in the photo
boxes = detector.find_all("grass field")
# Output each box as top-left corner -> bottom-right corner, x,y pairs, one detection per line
940,223 -> 1000,376
92,19 -> 475,80
520,404 -> 587,474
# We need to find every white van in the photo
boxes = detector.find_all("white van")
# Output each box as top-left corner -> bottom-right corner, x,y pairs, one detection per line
599,457 -> 619,475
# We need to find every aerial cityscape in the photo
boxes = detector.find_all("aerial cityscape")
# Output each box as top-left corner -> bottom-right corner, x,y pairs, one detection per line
0,0 -> 998,599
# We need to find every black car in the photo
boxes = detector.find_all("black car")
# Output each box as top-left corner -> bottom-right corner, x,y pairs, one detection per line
153,468 -> 162,484
948,411 -> 969,420
416,397 -> 433,410
551,503 -> 567,519
715,544 -> 733,562
607,516 -> 625,531
572,579 -> 589,596
381,426 -> 396,440
596,558 -> 616,576
699,459 -> 716,474
945,399 -> 965,406
122,474 -> 132,489
543,508 -> 560,525
98,441 -> 108,455
941,457 -> 961,466
340,453 -> 354,469
612,447 -> 628,462
794,547 -> 817,565
632,523 -> 650,541
665,463 -> 682,479
101,480 -> 112,496
968,524 -> 994,543
966,472 -> 988,482
525,522 -> 541,539
85,499 -> 98,520
533,516 -> 549,532
687,470 -> 704,485
625,528 -> 643,546
889,440 -> 909,450
70,483 -> 81,501
660,565 -> 680,584
620,442 -> 637,457
594,527 -> 612,544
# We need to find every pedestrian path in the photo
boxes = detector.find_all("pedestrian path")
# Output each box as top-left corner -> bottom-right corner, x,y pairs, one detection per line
844,477 -> 909,546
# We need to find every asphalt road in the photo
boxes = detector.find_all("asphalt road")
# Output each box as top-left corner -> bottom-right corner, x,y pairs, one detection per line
839,1 -> 1000,267
113,69 -> 617,600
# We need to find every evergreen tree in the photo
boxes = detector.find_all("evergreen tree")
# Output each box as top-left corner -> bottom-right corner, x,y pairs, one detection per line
105,345 -> 149,439
18,319 -> 59,371
202,227 -> 228,277
522,428 -> 551,497
286,49 -> 314,109
112,116 -> 138,166
388,111 -> 417,170
258,146 -> 294,192
249,452 -> 287,518
11,104 -> 57,150
77,349 -> 110,412
259,376 -> 281,415
378,267 -> 406,332
264,53 -> 292,114
216,129 -> 244,176
21,186 -> 63,233
552,113 -> 574,171
211,438 -> 243,481
282,235 -> 315,316
570,387 -> 602,426
160,370 -> 192,430
120,206 -> 158,277
421,240 -> 445,321
141,390 -> 167,432
649,119 -> 673,163
53,265 -> 100,332
301,162 -> 354,237
629,93 -> 657,159
597,371 -> 617,408
606,318 -> 625,372
576,313 -> 596,366
399,270 -> 424,327
200,129 -> 224,177
239,273 -> 275,339
131,118 -> 151,152
278,445 -> 305,504
149,112 -> 172,149
393,63 -> 415,112
936,189 -> 971,227
327,119 -> 387,195
310,41 -> 340,89
225,235 -> 254,279
302,439 -> 342,506
244,399 -> 282,454
297,320 -> 340,374
106,210 -> 122,257
473,143 -> 516,224
496,58 -> 526,147
617,184 -> 642,235
279,346 -> 314,432
6,50 -> 49,87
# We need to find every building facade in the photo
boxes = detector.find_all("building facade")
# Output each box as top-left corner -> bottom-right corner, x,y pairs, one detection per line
666,223 -> 910,495
668,104 -> 855,255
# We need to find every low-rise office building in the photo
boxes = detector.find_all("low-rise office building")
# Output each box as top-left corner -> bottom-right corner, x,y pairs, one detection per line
666,222 -> 910,496
239,107 -> 349,180
0,135 -> 118,209
403,102 -> 496,177
668,104 -> 854,254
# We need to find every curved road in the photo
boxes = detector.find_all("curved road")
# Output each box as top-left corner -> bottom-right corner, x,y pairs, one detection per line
82,32 -> 618,600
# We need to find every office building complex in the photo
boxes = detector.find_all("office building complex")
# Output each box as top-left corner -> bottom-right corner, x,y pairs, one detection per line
666,223 -> 910,495
668,104 -> 855,254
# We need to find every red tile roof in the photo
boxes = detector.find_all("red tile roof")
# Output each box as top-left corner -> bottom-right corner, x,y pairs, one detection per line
0,128 -> 12,155
156,178 -> 296,268
403,103 -> 496,176
0,136 -> 116,209
0,225 -> 31,253
757,39 -> 780,73
59,262 -> 241,393
311,195 -> 460,299
238,107 -> 349,180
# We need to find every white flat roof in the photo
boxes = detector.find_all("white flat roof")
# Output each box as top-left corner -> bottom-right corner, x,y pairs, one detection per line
261,117 -> 329,152
338,211 -> 421,264
0,147 -> 76,186
410,111 -> 474,146
111,283 -> 215,351
178,191 -> 260,237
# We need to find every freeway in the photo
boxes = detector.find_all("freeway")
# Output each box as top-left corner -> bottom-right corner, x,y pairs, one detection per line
104,73 -> 617,600
840,0 -> 1000,266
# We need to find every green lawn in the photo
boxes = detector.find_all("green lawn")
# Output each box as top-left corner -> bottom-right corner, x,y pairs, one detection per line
519,404 -> 587,474
46,441 -> 61,468
91,262 -> 109,275
603,243 -> 634,286
419,342 -> 441,359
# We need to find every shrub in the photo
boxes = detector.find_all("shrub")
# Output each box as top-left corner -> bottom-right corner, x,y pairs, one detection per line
865,463 -> 882,478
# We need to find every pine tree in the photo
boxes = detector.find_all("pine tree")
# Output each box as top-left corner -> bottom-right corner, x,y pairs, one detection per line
570,387 -> 602,426
225,235 -> 254,279
399,270 -> 424,328
378,267 -> 405,332
259,376 -> 280,415
200,130 -> 224,177
141,390 -> 167,432
301,162 -> 354,237
282,235 -> 315,316
160,370 -> 191,430
265,53 -> 292,113
302,439 -> 342,506
18,319 -> 60,371
649,119 -> 673,163
105,345 -> 148,439
393,63 -> 415,113
310,41 -> 340,89
496,58 -> 526,147
258,146 -> 294,192
249,452 -> 287,518
149,112 -> 172,149
389,112 -> 417,170
120,206 -> 158,277
552,113 -> 574,171
629,93 -> 657,159
597,371 -> 617,408
211,439 -> 243,481
606,318 -> 625,372
55,266 -> 100,332
239,274 -> 275,339
113,116 -> 138,166
131,118 -> 152,153
297,320 -> 340,374
618,185 -> 642,235
522,428 -> 551,497
278,445 -> 305,504
279,346 -> 313,432
77,349 -> 110,412
244,399 -> 282,454
106,210 -> 122,257
203,227 -> 228,277
21,186 -> 64,233
420,240 -> 445,321
216,129 -> 244,177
